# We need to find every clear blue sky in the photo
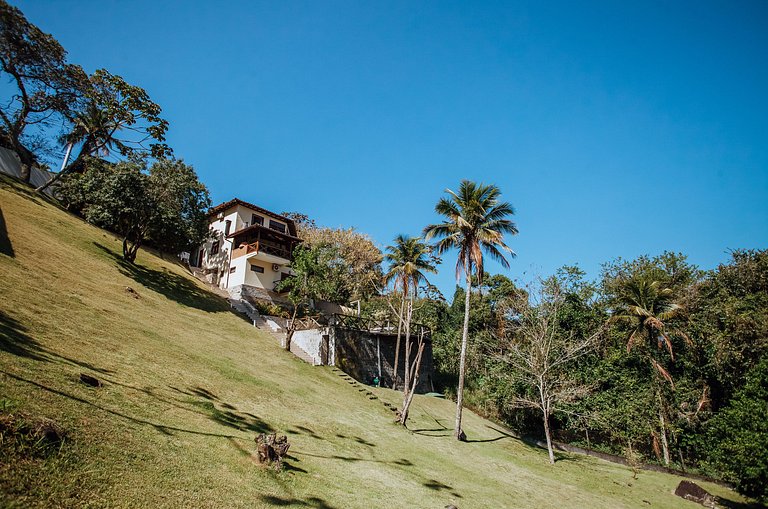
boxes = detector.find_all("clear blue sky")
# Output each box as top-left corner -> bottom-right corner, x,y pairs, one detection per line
13,0 -> 768,297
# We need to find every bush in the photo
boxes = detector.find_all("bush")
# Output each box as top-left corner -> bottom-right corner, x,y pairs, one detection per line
705,356 -> 768,503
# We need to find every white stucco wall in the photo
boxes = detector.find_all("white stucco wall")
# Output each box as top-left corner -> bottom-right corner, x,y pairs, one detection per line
292,328 -> 326,365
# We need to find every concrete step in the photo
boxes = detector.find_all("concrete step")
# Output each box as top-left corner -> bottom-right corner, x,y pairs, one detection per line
289,341 -> 316,365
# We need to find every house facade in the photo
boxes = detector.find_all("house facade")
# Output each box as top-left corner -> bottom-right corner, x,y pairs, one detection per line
191,199 -> 300,301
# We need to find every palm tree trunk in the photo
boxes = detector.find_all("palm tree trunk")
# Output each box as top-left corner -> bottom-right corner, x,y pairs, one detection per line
659,407 -> 670,466
36,143 -> 74,193
454,264 -> 472,440
392,295 -> 405,389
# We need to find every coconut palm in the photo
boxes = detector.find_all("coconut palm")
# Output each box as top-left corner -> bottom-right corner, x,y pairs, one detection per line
610,277 -> 690,465
423,180 -> 517,440
384,234 -> 436,297
611,278 -> 689,384
37,101 -> 125,192
384,235 -> 437,390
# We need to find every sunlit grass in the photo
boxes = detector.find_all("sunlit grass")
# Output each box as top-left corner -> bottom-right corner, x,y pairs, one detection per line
0,175 -> 753,508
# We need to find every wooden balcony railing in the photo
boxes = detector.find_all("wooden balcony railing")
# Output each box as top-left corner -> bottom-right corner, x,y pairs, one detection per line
232,241 -> 260,259
232,241 -> 291,261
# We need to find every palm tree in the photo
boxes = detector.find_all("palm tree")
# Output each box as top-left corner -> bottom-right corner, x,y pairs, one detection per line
384,235 -> 437,390
37,101 -> 125,192
424,180 -> 517,440
610,277 -> 690,465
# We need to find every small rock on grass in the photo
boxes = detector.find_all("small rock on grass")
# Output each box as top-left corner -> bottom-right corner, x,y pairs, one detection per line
674,480 -> 717,508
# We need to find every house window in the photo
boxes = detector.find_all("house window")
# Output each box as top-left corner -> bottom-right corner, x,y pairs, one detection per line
250,265 -> 264,273
252,214 -> 263,226
229,267 -> 236,274
211,241 -> 220,255
225,220 -> 232,236
269,220 -> 286,234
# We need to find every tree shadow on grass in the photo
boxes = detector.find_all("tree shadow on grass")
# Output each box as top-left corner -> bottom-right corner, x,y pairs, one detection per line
424,478 -> 463,499
171,385 -> 273,435
0,311 -> 48,361
0,311 -> 115,376
0,207 -> 13,257
258,495 -> 338,508
1,370 -> 244,439
408,413 -> 451,437
463,425 -> 517,444
0,174 -> 46,206
93,242 -> 230,313
717,497 -> 764,509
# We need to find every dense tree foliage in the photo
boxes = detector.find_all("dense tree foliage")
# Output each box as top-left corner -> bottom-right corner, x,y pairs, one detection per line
297,225 -> 382,304
427,250 -> 767,500
77,158 -> 210,262
704,355 -> 768,503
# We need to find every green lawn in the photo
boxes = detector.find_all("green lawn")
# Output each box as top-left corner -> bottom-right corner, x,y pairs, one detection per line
0,175 -> 753,508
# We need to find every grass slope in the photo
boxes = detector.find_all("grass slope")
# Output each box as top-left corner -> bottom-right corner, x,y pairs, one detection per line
0,175 -> 751,508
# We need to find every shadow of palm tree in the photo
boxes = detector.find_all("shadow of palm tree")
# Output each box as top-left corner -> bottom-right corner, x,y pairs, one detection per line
258,495 -> 338,508
173,385 -> 274,434
93,242 -> 230,313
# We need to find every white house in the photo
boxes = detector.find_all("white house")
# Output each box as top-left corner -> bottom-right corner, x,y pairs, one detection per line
191,198 -> 300,302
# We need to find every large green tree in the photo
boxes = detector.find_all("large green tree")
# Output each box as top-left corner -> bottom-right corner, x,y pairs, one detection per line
0,0 -> 86,181
276,244 -> 338,350
37,69 -> 171,192
80,158 -> 209,262
424,180 -> 517,440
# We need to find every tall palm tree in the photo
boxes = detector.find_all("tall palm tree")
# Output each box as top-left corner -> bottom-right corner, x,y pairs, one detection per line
610,277 -> 690,465
37,101 -> 125,192
384,235 -> 437,390
384,234 -> 436,297
423,180 -> 517,440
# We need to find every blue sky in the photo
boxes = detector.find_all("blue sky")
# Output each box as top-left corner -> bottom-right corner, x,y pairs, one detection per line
12,0 -> 768,298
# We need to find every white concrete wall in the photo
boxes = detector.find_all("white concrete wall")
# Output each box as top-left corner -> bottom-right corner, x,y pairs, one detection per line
292,328 -> 325,365
230,205 -> 288,234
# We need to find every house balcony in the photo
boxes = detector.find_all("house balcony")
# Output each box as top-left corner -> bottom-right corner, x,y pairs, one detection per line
231,241 -> 291,264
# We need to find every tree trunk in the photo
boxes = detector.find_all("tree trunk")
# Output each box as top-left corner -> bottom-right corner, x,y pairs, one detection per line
543,409 -> 555,465
659,407 -> 670,466
392,296 -> 405,389
19,162 -> 31,183
400,340 -> 425,426
123,236 -> 141,263
454,264 -> 472,440
539,384 -> 555,464
402,299 -> 412,397
285,306 -> 299,351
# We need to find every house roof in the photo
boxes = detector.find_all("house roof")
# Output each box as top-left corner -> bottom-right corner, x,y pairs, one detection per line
208,198 -> 297,236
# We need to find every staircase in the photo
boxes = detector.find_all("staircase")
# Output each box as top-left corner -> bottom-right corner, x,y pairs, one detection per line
229,299 -> 260,326
228,299 -> 317,365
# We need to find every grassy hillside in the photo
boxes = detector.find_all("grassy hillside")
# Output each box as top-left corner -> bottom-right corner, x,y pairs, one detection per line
0,175 -> 752,508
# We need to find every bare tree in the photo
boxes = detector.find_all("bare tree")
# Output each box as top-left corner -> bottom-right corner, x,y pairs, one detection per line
383,293 -> 428,426
497,278 -> 603,464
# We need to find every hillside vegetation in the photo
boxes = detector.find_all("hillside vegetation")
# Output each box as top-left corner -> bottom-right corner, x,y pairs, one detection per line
0,175 -> 752,508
